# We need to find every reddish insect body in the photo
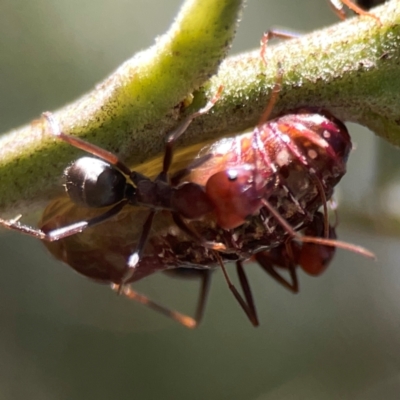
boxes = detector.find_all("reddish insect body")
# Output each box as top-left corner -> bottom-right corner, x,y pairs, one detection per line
188,108 -> 350,242
33,98 -> 361,327
0,5 -> 378,326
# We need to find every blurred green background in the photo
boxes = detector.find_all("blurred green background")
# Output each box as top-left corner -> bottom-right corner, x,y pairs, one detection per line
1,1 -> 399,399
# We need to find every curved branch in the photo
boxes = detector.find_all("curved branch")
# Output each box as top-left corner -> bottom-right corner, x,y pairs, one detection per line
0,0 -> 398,218
0,0 -> 243,216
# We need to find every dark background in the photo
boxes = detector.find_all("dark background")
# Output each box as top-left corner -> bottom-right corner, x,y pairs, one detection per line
1,1 -> 399,399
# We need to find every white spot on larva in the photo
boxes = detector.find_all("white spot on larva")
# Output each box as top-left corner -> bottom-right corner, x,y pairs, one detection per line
323,130 -> 331,139
276,149 -> 290,166
308,149 -> 318,159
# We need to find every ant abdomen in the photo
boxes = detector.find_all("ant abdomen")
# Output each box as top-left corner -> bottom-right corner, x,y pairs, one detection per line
65,157 -> 127,208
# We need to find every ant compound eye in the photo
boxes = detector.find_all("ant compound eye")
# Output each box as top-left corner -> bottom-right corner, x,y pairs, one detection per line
65,157 -> 127,208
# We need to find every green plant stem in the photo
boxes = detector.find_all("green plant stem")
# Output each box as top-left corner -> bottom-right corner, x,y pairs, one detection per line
0,0 -> 243,216
0,0 -> 399,218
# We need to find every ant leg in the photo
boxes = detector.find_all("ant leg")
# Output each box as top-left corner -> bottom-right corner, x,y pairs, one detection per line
254,248 -> 299,293
123,210 -> 156,283
171,213 -> 227,252
329,0 -> 381,23
260,198 -> 376,259
42,112 -> 131,175
0,200 -> 128,241
161,86 -> 223,179
260,29 -> 300,65
111,284 -> 199,329
163,268 -> 213,325
259,28 -> 300,123
236,261 -> 259,325
257,62 -> 284,127
170,154 -> 213,186
112,269 -> 211,328
193,269 -> 212,325
256,215 -> 336,286
214,252 -> 259,326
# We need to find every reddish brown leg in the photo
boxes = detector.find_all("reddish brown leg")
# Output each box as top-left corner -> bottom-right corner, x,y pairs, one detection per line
236,261 -> 259,325
260,30 -> 300,66
160,86 -> 223,181
0,200 -> 128,241
113,285 -> 197,328
255,245 -> 299,293
329,0 -> 381,23
255,212 -> 338,290
260,198 -> 375,259
42,112 -> 131,175
170,154 -> 213,186
214,252 -> 259,326
192,269 -> 212,324
113,268 -> 212,328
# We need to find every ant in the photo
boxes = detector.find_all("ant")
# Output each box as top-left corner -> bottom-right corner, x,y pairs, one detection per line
37,200 -> 337,328
0,2 -> 377,327
0,66 -> 373,329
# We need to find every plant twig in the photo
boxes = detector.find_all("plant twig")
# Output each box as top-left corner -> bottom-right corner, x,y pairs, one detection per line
0,0 -> 399,218
0,0 -> 243,216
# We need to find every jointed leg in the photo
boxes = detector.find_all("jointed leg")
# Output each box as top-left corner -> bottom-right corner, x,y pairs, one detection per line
42,112 -> 132,175
236,261 -> 259,324
0,200 -> 127,241
260,198 -> 375,259
112,284 -> 198,328
214,252 -> 259,327
329,0 -> 381,23
161,86 -> 223,179
255,248 -> 299,293
123,210 -> 156,283
193,269 -> 212,325
112,269 -> 212,328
